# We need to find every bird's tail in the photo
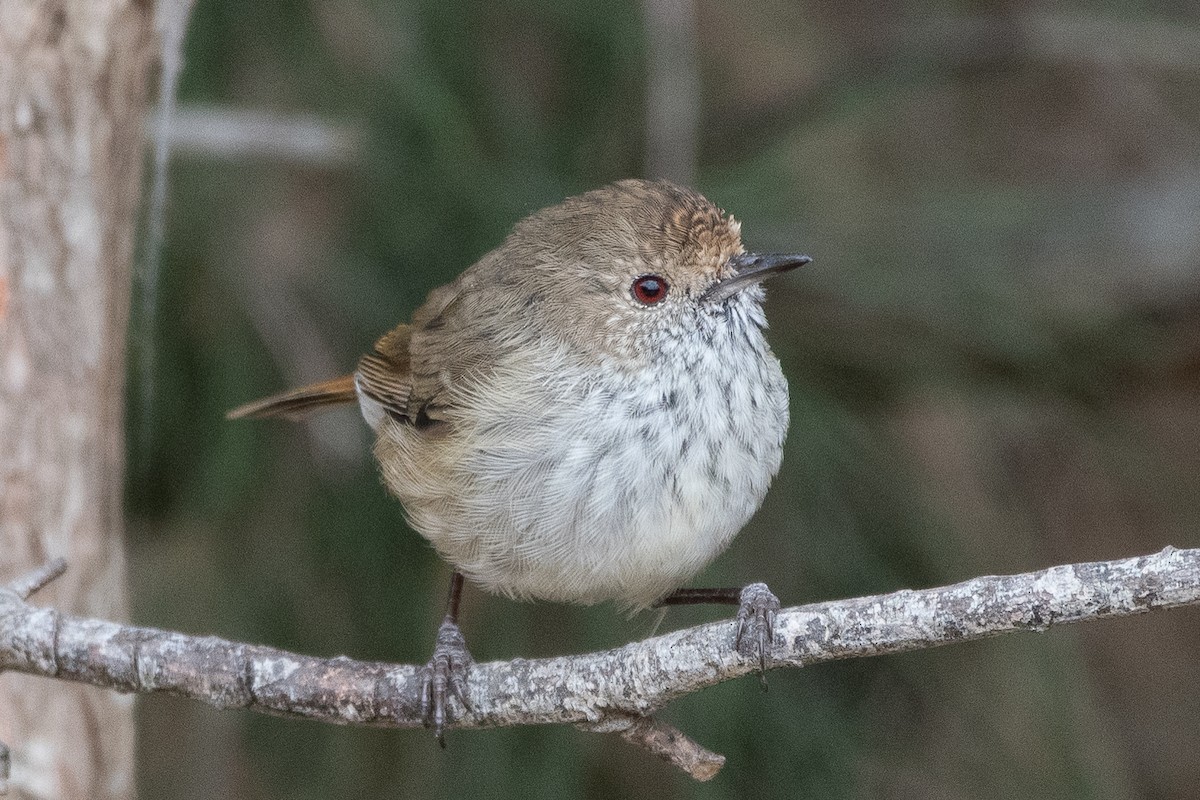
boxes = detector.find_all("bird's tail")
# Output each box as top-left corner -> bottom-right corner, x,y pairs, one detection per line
226,375 -> 357,420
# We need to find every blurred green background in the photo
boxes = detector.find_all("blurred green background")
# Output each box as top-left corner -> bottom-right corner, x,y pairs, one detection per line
127,1 -> 1200,797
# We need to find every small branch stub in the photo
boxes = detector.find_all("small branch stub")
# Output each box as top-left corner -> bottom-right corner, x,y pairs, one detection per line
6,558 -> 68,601
617,717 -> 725,781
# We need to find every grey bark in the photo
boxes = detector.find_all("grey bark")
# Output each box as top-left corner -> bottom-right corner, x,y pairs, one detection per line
0,2 -> 159,798
2,547 -> 1198,781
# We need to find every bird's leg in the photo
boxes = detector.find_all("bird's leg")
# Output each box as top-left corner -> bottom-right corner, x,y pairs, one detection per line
656,583 -> 780,681
421,571 -> 473,745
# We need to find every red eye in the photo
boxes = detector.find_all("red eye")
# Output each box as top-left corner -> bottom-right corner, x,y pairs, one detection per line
631,275 -> 669,305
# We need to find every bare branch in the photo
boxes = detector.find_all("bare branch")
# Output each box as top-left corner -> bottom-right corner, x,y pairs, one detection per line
1,546 -> 1197,779
151,105 -> 363,167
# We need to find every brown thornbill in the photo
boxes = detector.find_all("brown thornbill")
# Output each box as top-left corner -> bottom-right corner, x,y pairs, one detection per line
229,179 -> 811,741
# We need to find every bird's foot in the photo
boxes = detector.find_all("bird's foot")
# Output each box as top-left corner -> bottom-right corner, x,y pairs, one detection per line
734,582 -> 780,684
420,615 -> 473,746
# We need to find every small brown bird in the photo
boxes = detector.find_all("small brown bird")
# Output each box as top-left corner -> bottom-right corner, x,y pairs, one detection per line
229,179 -> 809,740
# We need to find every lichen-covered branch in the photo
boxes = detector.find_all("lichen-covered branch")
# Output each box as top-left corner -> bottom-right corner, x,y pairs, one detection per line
2,546 -> 1198,781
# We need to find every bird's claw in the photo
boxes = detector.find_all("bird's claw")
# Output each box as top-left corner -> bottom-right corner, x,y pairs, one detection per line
734,582 -> 779,686
420,615 -> 473,746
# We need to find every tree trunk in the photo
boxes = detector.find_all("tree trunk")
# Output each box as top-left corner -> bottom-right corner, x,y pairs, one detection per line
0,2 -> 158,798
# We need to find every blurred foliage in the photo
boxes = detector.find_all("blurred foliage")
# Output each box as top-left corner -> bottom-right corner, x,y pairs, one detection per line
128,1 -> 1200,798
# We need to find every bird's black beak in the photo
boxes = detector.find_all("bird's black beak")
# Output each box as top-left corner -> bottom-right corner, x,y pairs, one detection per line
701,253 -> 812,303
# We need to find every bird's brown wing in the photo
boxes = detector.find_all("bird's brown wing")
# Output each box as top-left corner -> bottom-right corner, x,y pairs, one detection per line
354,323 -> 415,420
401,261 -> 516,424
356,285 -> 499,427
